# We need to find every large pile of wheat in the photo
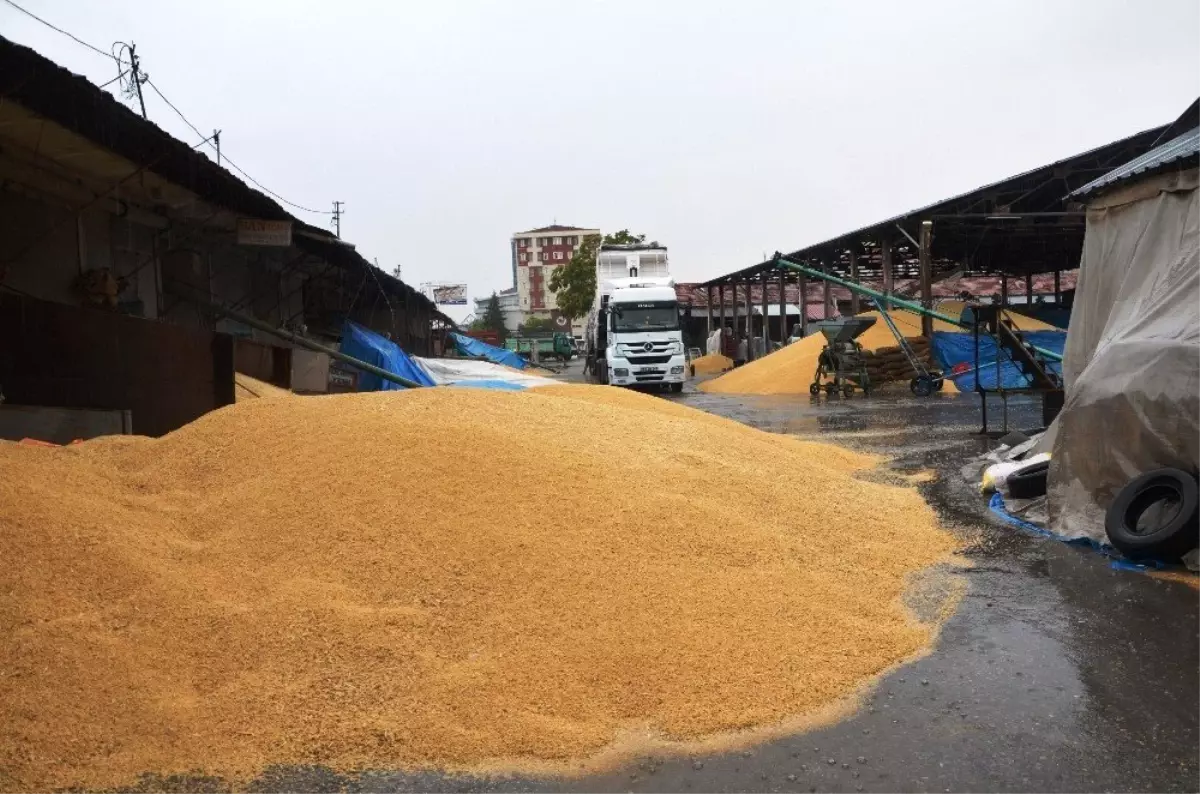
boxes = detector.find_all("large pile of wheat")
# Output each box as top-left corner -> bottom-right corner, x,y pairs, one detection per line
0,385 -> 958,791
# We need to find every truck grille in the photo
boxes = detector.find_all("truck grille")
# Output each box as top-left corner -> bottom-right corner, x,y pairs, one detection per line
634,369 -> 666,382
626,354 -> 671,365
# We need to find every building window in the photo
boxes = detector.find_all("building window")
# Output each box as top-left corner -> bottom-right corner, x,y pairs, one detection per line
565,236 -> 574,245
542,252 -> 549,261
553,236 -> 562,245
518,239 -> 527,247
553,251 -> 563,260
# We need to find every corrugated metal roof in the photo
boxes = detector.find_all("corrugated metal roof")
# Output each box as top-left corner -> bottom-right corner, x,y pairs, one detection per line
1072,126 -> 1200,198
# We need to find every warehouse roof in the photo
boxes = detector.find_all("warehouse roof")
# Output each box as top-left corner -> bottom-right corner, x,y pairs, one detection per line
702,121 -> 1171,287
1072,125 -> 1200,198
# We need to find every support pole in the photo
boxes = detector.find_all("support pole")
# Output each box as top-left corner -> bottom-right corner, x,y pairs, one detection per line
798,267 -> 808,339
880,235 -> 893,308
719,283 -> 727,338
918,220 -> 933,338
1001,273 -> 1009,307
849,245 -> 860,315
778,269 -> 787,343
760,272 -> 769,352
822,261 -> 832,319
1024,272 -> 1033,308
1054,270 -> 1061,304
743,279 -> 753,360
706,285 -> 714,336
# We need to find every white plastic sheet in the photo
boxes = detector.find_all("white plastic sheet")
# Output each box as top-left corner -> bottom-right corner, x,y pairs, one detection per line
1044,169 -> 1200,541
414,357 -> 559,389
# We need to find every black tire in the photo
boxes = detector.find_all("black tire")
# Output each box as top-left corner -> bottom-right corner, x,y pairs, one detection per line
809,382 -> 821,396
934,377 -> 945,392
910,376 -> 934,397
842,383 -> 855,398
824,383 -> 838,396
1105,468 -> 1200,562
669,382 -> 683,394
1007,460 -> 1049,499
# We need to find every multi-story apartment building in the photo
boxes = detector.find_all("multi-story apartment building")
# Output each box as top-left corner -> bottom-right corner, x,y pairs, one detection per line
511,225 -> 600,333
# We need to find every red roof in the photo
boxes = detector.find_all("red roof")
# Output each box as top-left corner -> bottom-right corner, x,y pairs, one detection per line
517,224 -> 597,234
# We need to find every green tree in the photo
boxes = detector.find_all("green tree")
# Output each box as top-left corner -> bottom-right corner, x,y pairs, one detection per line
478,292 -> 508,340
522,316 -> 555,332
549,233 -> 601,321
602,229 -> 646,246
549,230 -> 658,321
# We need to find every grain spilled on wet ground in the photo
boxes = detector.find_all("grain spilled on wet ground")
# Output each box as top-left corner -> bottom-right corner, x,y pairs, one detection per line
0,384 -> 961,791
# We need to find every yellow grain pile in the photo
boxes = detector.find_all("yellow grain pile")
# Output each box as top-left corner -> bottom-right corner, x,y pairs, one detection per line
690,352 -> 734,375
0,386 -> 958,791
234,373 -> 293,402
700,309 -> 1052,396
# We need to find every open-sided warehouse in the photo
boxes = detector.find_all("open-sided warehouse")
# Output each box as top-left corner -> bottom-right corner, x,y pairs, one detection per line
699,122 -> 1171,351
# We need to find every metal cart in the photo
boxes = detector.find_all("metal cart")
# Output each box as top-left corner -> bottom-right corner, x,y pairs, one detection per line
810,316 -> 876,397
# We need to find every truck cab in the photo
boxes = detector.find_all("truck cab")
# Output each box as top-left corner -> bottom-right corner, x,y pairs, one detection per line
589,277 -> 687,392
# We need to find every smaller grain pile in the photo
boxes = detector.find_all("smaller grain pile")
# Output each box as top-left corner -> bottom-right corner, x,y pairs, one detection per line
0,387 -> 959,791
690,352 -> 733,375
700,308 -> 1053,396
234,373 -> 293,402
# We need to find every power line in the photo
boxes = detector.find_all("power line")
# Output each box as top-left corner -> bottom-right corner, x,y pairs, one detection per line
143,77 -> 333,214
1,0 -> 127,64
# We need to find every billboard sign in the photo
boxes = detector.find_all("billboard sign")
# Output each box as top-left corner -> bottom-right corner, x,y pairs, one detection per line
431,284 -> 468,305
237,219 -> 292,246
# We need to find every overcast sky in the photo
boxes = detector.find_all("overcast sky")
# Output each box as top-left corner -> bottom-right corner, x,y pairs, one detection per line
4,0 -> 1198,320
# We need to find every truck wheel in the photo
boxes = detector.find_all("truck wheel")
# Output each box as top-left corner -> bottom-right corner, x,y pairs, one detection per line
669,382 -> 683,394
809,382 -> 821,396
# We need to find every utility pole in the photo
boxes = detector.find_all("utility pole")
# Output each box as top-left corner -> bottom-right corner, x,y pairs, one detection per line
331,200 -> 344,238
127,42 -> 147,119
213,129 -> 221,165
392,265 -> 402,279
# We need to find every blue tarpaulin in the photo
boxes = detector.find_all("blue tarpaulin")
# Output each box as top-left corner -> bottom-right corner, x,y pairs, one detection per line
339,321 -> 435,390
448,332 -> 528,370
932,330 -> 1066,391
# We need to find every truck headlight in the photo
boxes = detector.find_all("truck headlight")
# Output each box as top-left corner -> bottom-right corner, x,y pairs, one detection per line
670,366 -> 684,374
613,368 -> 629,377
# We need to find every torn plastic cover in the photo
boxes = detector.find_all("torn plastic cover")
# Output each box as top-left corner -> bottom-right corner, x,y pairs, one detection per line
1042,169 -> 1200,542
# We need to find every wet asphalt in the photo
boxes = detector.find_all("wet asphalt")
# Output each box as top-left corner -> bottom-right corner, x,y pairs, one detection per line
128,366 -> 1198,793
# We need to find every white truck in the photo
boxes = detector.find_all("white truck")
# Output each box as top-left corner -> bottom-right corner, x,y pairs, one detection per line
584,244 -> 687,392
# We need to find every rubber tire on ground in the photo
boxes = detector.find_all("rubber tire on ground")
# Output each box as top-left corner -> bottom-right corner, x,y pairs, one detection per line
824,383 -> 838,396
669,382 -> 683,394
1105,468 -> 1200,562
1007,460 -> 1049,500
842,383 -> 855,398
934,377 -> 945,392
910,376 -> 934,397
809,382 -> 821,396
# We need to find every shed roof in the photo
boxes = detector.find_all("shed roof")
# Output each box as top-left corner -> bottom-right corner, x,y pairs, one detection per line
0,34 -> 454,328
1071,125 -> 1200,198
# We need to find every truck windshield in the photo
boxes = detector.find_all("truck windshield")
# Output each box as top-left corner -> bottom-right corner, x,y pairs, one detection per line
612,302 -> 679,332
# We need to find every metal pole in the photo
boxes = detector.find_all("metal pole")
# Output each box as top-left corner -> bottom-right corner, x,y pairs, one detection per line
760,272 -> 769,353
739,277 -> 748,357
849,245 -> 860,315
880,234 -> 893,307
1025,272 -> 1033,308
1054,270 -> 1061,304
798,267 -> 807,339
778,269 -> 787,343
1001,273 -> 1009,307
822,261 -> 832,319
706,285 -> 713,336
919,220 -> 933,338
